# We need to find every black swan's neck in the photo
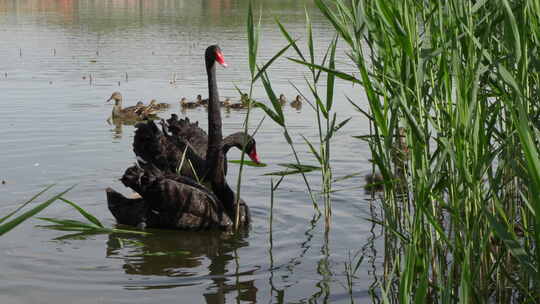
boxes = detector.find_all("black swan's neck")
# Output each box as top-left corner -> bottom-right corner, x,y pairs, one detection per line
223,132 -> 247,154
206,58 -> 226,190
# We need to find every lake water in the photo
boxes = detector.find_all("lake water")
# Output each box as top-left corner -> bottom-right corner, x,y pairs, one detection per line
0,1 -> 381,303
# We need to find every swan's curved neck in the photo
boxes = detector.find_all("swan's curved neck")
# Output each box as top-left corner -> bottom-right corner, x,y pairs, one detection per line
206,59 -> 225,189
223,132 -> 247,154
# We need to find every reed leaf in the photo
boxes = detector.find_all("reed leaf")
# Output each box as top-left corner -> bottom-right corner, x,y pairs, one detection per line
60,197 -> 103,228
287,57 -> 361,85
0,184 -> 55,225
252,41 -> 294,83
0,185 -> 74,236
228,160 -> 267,167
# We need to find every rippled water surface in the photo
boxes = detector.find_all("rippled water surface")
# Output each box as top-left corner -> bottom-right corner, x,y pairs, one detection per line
0,1 -> 380,303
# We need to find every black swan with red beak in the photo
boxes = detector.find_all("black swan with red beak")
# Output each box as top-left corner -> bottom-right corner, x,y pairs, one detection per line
106,45 -> 257,230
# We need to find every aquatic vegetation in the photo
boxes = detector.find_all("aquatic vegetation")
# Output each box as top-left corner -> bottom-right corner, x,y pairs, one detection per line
243,3 -> 353,230
0,185 -> 72,236
238,0 -> 540,301
0,185 -> 146,238
296,0 -> 540,301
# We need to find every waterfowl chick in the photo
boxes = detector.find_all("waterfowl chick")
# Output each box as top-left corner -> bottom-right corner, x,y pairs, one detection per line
149,99 -> 171,110
365,172 -> 384,192
223,98 -> 246,109
180,97 -> 199,109
279,94 -> 287,106
196,94 -> 208,106
290,95 -> 303,110
220,98 -> 230,107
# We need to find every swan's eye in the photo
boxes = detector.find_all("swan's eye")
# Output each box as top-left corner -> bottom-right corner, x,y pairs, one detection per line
215,50 -> 228,67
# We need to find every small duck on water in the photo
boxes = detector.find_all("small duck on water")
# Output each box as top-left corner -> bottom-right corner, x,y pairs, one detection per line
148,99 -> 171,110
223,98 -> 246,109
196,94 -> 209,106
107,92 -> 158,120
180,97 -> 200,109
290,95 -> 303,110
279,94 -> 287,106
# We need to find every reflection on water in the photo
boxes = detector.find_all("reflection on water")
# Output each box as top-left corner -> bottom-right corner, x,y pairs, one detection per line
106,229 -> 257,303
0,0 -> 378,303
108,117 -> 138,139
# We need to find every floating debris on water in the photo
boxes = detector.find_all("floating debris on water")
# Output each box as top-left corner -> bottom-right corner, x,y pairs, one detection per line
90,59 -> 97,63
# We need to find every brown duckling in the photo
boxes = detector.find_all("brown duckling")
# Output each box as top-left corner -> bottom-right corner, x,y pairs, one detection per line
149,99 -> 171,110
196,94 -> 208,106
365,171 -> 384,192
223,98 -> 246,109
279,94 -> 287,106
290,95 -> 303,110
180,97 -> 199,109
107,92 -> 157,120
219,98 -> 230,107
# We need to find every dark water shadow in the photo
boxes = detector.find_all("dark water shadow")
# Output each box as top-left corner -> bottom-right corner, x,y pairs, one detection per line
105,228 -> 257,303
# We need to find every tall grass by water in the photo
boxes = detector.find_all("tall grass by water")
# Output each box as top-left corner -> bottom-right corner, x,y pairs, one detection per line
252,0 -> 540,302
322,0 -> 540,302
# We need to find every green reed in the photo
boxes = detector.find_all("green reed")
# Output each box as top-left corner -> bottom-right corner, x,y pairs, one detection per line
244,3 -> 353,227
302,0 -> 540,302
1,185 -> 147,238
233,0 -> 260,230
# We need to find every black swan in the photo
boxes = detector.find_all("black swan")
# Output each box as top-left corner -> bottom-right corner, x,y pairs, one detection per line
107,45 -> 251,230
107,92 -> 158,120
165,114 -> 260,170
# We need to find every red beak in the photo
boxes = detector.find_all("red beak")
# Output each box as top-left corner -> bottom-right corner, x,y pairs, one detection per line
215,50 -> 228,67
248,147 -> 261,164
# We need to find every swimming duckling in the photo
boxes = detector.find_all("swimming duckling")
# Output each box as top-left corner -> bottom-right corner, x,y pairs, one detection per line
220,98 -> 230,107
365,171 -> 384,192
279,94 -> 287,106
290,95 -> 303,110
180,97 -> 199,109
223,98 -> 246,109
196,94 -> 208,106
149,99 -> 171,110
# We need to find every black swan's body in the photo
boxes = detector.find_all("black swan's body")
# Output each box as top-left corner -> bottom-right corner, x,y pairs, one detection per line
107,45 -> 252,230
107,165 -> 246,230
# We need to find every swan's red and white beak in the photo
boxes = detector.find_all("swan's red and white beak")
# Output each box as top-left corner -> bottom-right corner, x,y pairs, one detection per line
248,147 -> 261,164
215,50 -> 228,67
